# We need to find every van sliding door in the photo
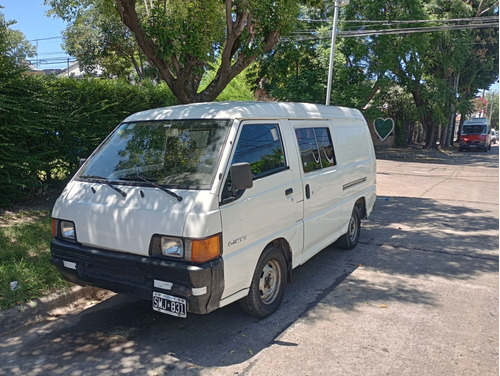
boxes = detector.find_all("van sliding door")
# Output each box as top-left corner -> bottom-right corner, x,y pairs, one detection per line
293,122 -> 344,257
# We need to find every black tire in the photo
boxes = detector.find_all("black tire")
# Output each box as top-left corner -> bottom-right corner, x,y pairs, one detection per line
337,205 -> 361,250
239,245 -> 287,318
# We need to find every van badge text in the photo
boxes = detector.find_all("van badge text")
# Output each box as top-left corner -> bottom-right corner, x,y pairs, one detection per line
228,236 -> 247,247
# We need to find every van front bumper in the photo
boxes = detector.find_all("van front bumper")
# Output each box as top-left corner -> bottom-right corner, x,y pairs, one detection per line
459,142 -> 487,150
50,238 -> 224,315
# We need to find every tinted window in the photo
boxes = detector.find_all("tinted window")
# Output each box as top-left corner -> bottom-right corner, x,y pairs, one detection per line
231,123 -> 286,179
295,127 -> 336,173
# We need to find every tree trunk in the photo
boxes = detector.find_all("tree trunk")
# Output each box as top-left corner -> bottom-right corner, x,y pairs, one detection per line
422,114 -> 439,149
456,111 -> 466,147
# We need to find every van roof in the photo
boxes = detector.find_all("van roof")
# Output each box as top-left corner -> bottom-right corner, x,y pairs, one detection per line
123,101 -> 365,122
464,118 -> 488,125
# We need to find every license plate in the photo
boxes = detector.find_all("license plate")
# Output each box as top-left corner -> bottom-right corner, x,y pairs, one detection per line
152,292 -> 187,318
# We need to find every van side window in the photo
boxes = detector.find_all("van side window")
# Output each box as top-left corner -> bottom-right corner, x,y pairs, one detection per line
231,123 -> 286,179
295,127 -> 336,173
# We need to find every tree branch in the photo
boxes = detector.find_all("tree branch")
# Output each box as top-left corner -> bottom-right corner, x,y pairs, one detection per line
116,0 -> 176,88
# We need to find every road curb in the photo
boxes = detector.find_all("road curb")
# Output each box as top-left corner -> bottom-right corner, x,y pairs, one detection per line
0,285 -> 107,335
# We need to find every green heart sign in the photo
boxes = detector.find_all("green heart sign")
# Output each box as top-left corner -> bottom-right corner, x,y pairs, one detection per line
373,118 -> 394,141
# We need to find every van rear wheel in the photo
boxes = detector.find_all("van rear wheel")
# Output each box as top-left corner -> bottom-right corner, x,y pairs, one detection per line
337,206 -> 361,250
239,245 -> 287,318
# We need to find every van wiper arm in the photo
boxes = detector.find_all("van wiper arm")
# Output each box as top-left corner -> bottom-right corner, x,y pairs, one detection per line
80,175 -> 127,198
120,174 -> 183,202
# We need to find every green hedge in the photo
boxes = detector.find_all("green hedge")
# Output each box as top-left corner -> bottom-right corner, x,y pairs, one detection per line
0,76 -> 176,207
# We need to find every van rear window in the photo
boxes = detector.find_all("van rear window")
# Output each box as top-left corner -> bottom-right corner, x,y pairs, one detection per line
295,127 -> 336,173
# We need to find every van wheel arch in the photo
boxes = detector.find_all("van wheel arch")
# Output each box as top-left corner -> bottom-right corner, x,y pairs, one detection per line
271,238 -> 293,283
336,200 -> 364,250
239,243 -> 288,318
355,198 -> 367,219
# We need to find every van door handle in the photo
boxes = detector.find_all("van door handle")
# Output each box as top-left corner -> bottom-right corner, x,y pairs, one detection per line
285,188 -> 293,196
305,184 -> 311,199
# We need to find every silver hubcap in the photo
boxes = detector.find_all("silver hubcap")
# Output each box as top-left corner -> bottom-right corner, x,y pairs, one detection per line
348,214 -> 358,242
259,260 -> 281,305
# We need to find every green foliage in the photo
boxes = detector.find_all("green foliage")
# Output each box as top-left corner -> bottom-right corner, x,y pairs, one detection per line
0,211 -> 68,310
59,0 -> 152,80
202,62 -> 256,102
0,76 -> 176,207
47,0 -> 302,103
259,0 -> 498,148
147,0 -> 226,68
260,38 -> 327,103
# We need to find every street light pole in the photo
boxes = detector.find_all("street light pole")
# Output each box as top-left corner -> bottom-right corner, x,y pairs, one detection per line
326,0 -> 349,106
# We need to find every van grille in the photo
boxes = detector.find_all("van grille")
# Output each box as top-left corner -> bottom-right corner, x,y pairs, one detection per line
81,264 -> 145,285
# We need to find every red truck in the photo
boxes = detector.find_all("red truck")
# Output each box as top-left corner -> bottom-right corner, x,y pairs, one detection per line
459,118 -> 491,152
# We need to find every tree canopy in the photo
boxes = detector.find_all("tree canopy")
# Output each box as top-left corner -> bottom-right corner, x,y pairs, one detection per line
45,0 -> 499,148
47,0 -> 301,103
258,0 -> 498,148
0,7 -> 35,76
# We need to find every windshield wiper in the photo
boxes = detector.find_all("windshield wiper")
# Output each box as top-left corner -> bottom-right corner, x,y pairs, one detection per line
80,175 -> 127,198
119,173 -> 183,202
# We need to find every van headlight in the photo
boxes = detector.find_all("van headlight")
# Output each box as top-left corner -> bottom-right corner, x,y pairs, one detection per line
52,219 -> 76,241
150,235 -> 184,259
150,234 -> 221,263
160,237 -> 184,258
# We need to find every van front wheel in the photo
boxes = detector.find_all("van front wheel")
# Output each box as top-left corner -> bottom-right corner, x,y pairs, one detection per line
337,206 -> 361,250
239,246 -> 287,318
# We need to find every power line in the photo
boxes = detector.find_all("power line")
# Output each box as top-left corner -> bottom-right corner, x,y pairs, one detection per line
284,18 -> 499,41
339,21 -> 499,38
298,16 -> 499,24
28,36 -> 62,42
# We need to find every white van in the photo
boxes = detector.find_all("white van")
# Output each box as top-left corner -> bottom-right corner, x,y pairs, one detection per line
51,102 -> 376,318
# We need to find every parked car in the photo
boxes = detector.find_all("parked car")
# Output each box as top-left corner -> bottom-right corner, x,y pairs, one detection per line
50,102 -> 377,319
491,129 -> 497,144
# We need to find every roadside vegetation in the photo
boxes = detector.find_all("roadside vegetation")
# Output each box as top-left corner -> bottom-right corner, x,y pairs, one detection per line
0,210 -> 69,310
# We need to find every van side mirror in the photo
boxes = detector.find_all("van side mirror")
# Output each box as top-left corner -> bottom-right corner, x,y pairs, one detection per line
230,162 -> 253,195
79,158 -> 87,167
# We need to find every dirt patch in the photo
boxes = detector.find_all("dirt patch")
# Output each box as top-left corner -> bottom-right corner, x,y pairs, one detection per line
0,188 -> 61,216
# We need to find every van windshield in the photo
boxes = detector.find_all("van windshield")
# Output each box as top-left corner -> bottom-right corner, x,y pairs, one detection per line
78,120 -> 230,189
462,124 -> 486,135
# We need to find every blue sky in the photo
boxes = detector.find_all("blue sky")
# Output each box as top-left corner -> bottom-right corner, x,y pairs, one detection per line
1,0 -> 70,69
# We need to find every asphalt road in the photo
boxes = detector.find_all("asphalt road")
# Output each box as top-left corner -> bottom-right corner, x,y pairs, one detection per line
1,147 -> 498,376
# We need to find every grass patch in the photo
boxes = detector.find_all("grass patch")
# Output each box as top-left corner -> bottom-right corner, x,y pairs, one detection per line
0,210 -> 69,310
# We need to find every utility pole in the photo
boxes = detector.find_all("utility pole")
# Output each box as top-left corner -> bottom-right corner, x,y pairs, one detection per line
325,0 -> 350,106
